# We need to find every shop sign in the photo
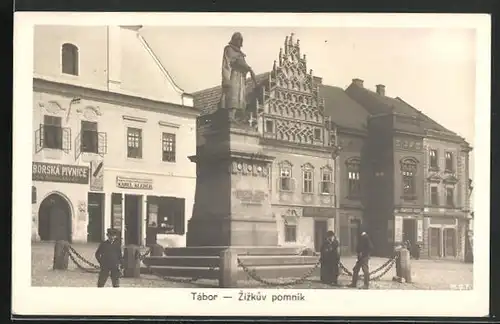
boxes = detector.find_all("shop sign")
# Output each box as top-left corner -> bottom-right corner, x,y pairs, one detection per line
394,216 -> 403,242
303,207 -> 335,218
90,160 -> 104,191
417,219 -> 423,242
116,176 -> 153,190
32,162 -> 89,184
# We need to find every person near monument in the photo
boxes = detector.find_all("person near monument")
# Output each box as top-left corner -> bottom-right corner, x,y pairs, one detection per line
95,228 -> 123,288
349,231 -> 373,289
320,230 -> 340,285
219,32 -> 258,121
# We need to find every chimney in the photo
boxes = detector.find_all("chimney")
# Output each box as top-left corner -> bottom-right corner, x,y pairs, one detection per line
376,84 -> 386,96
352,78 -> 364,88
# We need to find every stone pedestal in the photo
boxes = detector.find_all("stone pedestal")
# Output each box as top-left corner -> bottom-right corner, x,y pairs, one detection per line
186,109 -> 278,247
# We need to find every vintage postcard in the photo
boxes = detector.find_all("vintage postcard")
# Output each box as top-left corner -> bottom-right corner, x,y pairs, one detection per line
12,12 -> 490,317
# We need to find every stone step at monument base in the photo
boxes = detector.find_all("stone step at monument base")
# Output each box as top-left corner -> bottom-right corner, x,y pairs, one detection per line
144,254 -> 319,268
164,246 -> 304,257
141,264 -> 320,282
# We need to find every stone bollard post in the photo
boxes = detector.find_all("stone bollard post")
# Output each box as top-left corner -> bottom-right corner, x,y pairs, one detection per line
219,249 -> 238,288
397,248 -> 412,283
53,240 -> 70,270
123,245 -> 141,278
150,244 -> 164,257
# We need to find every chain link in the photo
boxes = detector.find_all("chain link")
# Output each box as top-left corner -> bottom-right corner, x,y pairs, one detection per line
67,245 -> 100,269
339,254 -> 399,280
237,258 -> 321,287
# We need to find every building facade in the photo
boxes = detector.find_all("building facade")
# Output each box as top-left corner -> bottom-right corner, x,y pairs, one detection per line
31,25 -> 198,247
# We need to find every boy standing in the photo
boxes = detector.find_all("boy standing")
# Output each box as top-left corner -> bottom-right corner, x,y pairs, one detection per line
95,228 -> 123,288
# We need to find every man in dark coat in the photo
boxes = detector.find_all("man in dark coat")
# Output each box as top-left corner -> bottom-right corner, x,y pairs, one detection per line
349,231 -> 373,289
95,228 -> 123,288
320,230 -> 340,285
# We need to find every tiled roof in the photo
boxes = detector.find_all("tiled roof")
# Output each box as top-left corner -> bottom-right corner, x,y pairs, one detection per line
192,72 -> 271,115
319,85 -> 370,132
345,83 -> 458,136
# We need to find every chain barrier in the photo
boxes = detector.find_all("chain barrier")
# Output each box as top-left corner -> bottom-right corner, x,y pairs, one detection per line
143,264 -> 217,284
339,254 -> 399,281
67,245 -> 100,269
237,258 -> 321,287
139,249 -> 151,261
67,248 -> 100,273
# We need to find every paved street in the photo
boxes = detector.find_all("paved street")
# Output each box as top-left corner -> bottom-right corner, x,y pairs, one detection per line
31,242 -> 472,289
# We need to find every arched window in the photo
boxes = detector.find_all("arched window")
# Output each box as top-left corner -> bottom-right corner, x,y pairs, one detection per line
346,157 -> 361,198
61,43 -> 79,76
301,163 -> 314,194
401,157 -> 418,200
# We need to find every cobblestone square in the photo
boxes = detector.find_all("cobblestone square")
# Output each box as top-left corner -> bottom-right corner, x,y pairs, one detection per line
31,243 -> 473,290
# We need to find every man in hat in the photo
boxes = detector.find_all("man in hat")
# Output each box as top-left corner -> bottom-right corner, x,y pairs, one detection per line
349,231 -> 373,289
320,230 -> 340,285
95,228 -> 123,288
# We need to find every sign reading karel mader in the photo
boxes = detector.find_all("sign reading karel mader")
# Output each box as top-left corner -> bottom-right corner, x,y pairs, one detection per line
32,162 -> 89,184
116,176 -> 153,190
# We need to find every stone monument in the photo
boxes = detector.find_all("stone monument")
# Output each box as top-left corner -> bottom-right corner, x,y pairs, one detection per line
186,32 -> 277,246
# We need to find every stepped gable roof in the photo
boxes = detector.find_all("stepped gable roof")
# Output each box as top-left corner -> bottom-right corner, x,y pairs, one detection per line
192,72 -> 271,115
319,85 -> 370,133
345,82 -> 460,137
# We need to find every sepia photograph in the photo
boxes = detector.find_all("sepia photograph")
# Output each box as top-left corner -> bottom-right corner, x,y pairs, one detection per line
12,13 -> 490,317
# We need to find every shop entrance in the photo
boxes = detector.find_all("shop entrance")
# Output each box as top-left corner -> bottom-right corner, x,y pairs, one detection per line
403,219 -> 417,246
443,228 -> 456,257
38,193 -> 72,242
124,194 -> 142,245
314,220 -> 328,252
87,192 -> 105,242
429,227 -> 441,257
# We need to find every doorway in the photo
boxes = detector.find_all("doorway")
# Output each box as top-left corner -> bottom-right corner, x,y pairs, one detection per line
402,219 -> 417,245
349,219 -> 361,254
443,228 -> 456,257
38,193 -> 72,242
314,220 -> 328,252
429,227 -> 441,257
87,192 -> 105,242
124,194 -> 142,245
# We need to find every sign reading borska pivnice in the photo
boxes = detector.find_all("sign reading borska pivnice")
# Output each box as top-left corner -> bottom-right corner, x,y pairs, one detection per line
32,162 -> 89,184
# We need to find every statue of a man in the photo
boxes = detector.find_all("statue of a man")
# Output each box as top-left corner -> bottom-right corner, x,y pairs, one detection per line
219,32 -> 257,121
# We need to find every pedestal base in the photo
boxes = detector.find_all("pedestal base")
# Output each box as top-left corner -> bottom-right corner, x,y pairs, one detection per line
186,217 -> 278,247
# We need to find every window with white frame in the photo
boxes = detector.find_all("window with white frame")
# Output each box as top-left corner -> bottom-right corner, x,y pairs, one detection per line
445,152 -> 454,172
346,158 -> 361,198
302,163 -> 314,194
320,166 -> 334,194
446,187 -> 454,207
279,161 -> 293,191
429,149 -> 438,169
401,157 -> 418,200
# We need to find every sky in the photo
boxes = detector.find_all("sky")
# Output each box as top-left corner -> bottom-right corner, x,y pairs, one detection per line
140,26 -> 476,177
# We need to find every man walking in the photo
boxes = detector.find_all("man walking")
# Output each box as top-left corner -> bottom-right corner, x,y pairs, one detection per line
349,231 -> 373,289
95,228 -> 123,288
320,230 -> 340,285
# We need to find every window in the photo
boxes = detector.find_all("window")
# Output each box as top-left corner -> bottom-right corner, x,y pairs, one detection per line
446,187 -> 454,207
279,162 -> 293,191
302,166 -> 314,194
284,224 -> 297,242
43,115 -> 63,149
147,196 -> 185,235
61,43 -> 79,76
445,152 -> 454,172
401,158 -> 418,200
430,186 -> 439,206
127,127 -> 142,159
265,120 -> 274,133
429,149 -> 438,168
81,121 -> 98,153
314,128 -> 322,141
162,132 -> 176,162
320,167 -> 334,194
346,158 -> 361,198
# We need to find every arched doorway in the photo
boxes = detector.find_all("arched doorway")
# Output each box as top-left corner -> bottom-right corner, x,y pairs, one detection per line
38,193 -> 72,242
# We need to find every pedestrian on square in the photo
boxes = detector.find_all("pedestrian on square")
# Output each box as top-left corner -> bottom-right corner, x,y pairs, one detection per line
320,230 -> 340,285
95,228 -> 123,288
349,231 -> 373,289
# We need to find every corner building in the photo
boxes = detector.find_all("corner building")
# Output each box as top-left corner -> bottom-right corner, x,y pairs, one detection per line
32,25 -> 198,247
193,34 -> 471,259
